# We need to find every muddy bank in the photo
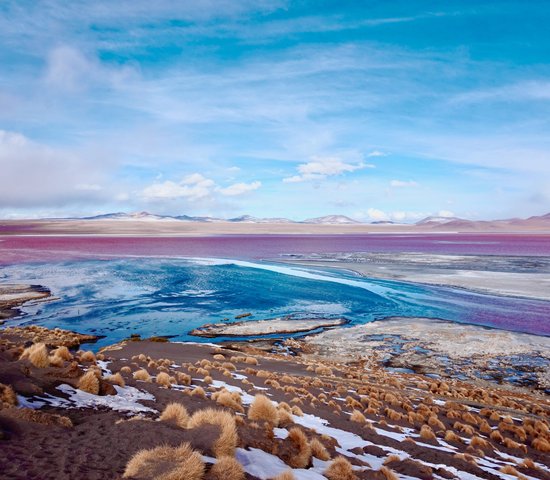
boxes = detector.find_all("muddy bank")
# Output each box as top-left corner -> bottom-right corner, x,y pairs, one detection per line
302,317 -> 550,393
0,284 -> 51,321
190,316 -> 347,337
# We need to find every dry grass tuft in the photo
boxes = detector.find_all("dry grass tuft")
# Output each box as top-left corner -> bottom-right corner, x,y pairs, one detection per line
287,427 -> 311,468
120,366 -> 132,374
159,402 -> 189,428
310,438 -> 331,461
324,456 -> 357,480
248,394 -> 279,426
532,437 -> 550,452
177,372 -> 192,385
215,390 -> 244,413
444,430 -> 463,443
188,408 -> 238,457
191,386 -> 206,398
0,383 -> 18,409
21,343 -> 50,368
80,350 -> 96,363
107,372 -> 125,387
379,466 -> 399,480
499,465 -> 519,476
315,366 -> 333,376
350,410 -> 367,424
213,353 -> 225,360
209,456 -> 245,480
222,362 -> 236,371
78,370 -> 100,394
291,405 -> 303,417
470,436 -> 491,450
133,369 -> 152,382
420,424 -> 436,441
123,442 -> 204,479
48,355 -> 65,367
156,371 -> 173,388
53,346 -> 72,361
521,458 -> 537,470
245,356 -> 258,365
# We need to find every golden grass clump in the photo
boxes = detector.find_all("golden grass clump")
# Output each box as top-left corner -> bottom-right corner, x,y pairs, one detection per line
177,372 -> 191,385
107,372 -> 125,387
291,405 -> 303,417
77,370 -> 100,395
453,421 -> 475,436
248,394 -> 278,426
444,430 -> 463,443
122,442 -> 205,480
324,456 -> 357,480
428,415 -> 445,431
245,356 -> 258,365
156,372 -> 173,388
383,455 -> 401,465
278,408 -> 293,425
379,466 -> 399,480
215,390 -> 244,413
159,402 -> 189,428
490,430 -> 504,443
470,436 -> 491,450
133,369 -> 152,382
521,458 -> 537,469
209,456 -> 245,480
21,343 -> 50,368
503,437 -> 527,453
315,366 -> 333,376
53,346 -> 72,361
120,366 -> 132,374
188,408 -> 238,457
271,471 -> 296,480
420,424 -> 436,441
213,353 -> 225,360
191,386 -> 206,398
531,437 -> 550,453
80,350 -> 96,363
0,383 -> 18,409
48,355 -> 65,368
350,410 -> 367,424
222,362 -> 236,371
287,427 -> 312,468
499,465 -> 519,476
310,438 -> 331,461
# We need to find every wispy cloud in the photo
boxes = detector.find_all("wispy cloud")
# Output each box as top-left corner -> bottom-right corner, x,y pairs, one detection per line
283,155 -> 374,183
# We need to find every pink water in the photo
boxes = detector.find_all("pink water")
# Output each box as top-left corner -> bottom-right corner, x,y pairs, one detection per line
1,234 -> 549,265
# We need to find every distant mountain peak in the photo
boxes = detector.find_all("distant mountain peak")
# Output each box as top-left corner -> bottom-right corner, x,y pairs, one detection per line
303,215 -> 361,224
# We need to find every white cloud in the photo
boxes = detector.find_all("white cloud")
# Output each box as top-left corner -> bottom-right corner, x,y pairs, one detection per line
390,179 -> 418,187
219,181 -> 261,196
437,210 -> 455,217
283,155 -> 373,183
142,174 -> 215,201
367,150 -> 387,157
366,208 -> 388,221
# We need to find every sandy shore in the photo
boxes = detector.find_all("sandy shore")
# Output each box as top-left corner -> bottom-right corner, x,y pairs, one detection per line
1,326 -> 549,479
0,284 -> 51,321
281,253 -> 550,301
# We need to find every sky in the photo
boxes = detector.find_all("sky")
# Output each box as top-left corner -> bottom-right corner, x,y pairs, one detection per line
1,0 -> 550,222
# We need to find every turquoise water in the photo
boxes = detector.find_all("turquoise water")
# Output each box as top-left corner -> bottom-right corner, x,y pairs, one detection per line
2,257 -> 549,348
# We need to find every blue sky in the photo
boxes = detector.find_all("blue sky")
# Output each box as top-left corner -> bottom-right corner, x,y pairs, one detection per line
1,0 -> 549,221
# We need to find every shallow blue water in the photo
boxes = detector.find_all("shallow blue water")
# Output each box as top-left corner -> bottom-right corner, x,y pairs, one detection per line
2,258 -> 549,349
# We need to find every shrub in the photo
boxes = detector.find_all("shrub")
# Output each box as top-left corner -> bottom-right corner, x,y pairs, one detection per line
0,383 -> 18,409
248,394 -> 278,426
379,466 -> 399,480
213,354 -> 225,361
188,408 -> 238,457
420,425 -> 436,441
209,456 -> 245,480
215,391 -> 244,413
315,366 -> 333,376
177,372 -> 192,385
120,366 -> 132,374
191,386 -> 206,398
291,405 -> 303,417
245,356 -> 258,365
133,369 -> 152,382
78,370 -> 100,395
49,355 -> 65,368
159,402 -> 189,428
123,442 -> 204,479
287,427 -> 311,468
324,456 -> 357,480
531,437 -> 550,453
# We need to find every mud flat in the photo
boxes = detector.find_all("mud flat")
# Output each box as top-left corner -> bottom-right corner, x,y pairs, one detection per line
302,317 -> 550,392
281,252 -> 550,301
0,284 -> 51,321
190,316 -> 347,337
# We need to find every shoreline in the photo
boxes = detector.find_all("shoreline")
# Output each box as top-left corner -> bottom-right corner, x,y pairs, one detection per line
279,257 -> 550,302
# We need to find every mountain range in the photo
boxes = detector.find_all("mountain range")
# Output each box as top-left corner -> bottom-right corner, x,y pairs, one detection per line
77,211 -> 550,228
